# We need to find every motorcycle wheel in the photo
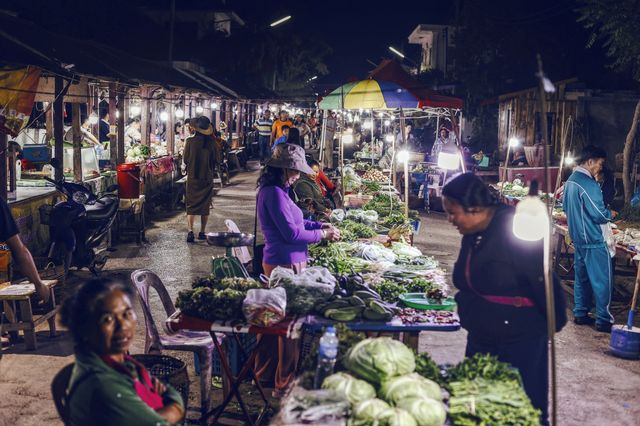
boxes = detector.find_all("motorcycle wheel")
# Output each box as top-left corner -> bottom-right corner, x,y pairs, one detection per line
89,256 -> 107,276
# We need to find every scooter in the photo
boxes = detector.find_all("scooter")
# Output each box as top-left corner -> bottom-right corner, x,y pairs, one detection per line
43,167 -> 119,275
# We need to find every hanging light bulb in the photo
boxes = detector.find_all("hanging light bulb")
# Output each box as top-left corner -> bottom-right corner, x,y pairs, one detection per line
175,107 -> 184,118
130,104 -> 141,117
115,110 -> 120,119
397,150 -> 410,163
160,111 -> 169,122
513,194 -> 549,241
257,106 -> 263,114
210,101 -> 219,110
384,119 -> 391,126
509,137 -> 520,148
195,104 -> 204,114
88,111 -> 99,125
564,156 -> 575,166
385,134 -> 394,143
341,129 -> 354,145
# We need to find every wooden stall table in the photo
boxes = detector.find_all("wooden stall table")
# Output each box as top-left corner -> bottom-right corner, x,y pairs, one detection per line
166,312 -> 306,425
0,279 -> 58,350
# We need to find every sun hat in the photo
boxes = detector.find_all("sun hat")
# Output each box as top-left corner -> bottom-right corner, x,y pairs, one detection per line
192,116 -> 214,135
267,143 -> 314,175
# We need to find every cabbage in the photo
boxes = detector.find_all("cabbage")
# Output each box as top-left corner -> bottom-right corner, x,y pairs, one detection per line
378,407 -> 418,426
380,373 -> 442,404
396,397 -> 446,426
350,398 -> 392,425
344,338 -> 415,384
321,372 -> 376,406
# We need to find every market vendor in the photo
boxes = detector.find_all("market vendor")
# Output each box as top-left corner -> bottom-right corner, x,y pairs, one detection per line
310,159 -> 335,197
63,117 -> 100,147
290,172 -> 332,220
124,118 -> 142,147
563,145 -> 615,332
255,143 -> 340,397
430,126 -> 452,160
61,277 -> 184,425
442,173 -> 567,425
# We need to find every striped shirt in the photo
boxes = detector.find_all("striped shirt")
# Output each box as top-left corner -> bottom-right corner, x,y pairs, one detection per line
254,118 -> 273,137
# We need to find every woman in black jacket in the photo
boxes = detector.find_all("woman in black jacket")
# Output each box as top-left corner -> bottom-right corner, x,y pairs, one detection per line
442,173 -> 567,426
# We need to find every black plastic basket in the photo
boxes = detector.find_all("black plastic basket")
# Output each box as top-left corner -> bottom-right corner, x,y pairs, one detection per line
131,354 -> 190,413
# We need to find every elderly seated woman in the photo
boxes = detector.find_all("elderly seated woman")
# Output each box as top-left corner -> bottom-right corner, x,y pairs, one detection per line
60,278 -> 184,425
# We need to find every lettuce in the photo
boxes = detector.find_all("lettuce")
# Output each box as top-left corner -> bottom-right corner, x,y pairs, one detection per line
380,373 -> 442,404
378,407 -> 418,426
396,397 -> 446,426
344,337 -> 415,384
321,372 -> 376,406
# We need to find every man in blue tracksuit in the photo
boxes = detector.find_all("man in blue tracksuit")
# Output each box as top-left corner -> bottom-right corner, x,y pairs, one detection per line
563,145 -> 615,332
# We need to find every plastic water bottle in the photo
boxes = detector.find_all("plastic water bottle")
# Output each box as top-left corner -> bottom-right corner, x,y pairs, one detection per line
314,326 -> 339,389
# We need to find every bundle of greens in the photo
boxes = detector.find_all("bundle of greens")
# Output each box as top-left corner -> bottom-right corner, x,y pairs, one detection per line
364,193 -> 402,217
309,242 -> 371,274
360,181 -> 381,194
371,277 -> 439,303
381,211 -> 410,227
445,353 -> 522,385
448,379 -> 541,426
175,276 -> 262,321
336,220 -> 377,241
413,352 -> 446,387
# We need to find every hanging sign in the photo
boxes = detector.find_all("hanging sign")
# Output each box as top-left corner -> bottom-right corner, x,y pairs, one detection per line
0,66 -> 41,137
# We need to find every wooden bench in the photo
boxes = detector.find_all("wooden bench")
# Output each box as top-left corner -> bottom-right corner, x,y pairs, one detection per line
0,279 -> 58,350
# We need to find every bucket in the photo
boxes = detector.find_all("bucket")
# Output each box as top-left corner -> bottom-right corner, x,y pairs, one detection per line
117,163 -> 141,199
609,325 -> 640,359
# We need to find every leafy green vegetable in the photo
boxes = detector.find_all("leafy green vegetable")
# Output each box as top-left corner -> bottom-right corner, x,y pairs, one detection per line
321,372 -> 376,406
448,379 -> 541,426
350,398 -> 392,425
445,353 -> 523,386
377,407 -> 418,426
344,337 -> 415,384
337,220 -> 377,241
379,373 -> 442,404
396,397 -> 446,426
414,352 -> 446,387
309,242 -> 371,274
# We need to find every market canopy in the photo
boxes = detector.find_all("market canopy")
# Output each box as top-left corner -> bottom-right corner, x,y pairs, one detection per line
369,59 -> 464,109
318,79 -> 419,110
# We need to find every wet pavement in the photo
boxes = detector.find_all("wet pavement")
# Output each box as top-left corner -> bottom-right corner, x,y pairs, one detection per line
1,161 -> 639,425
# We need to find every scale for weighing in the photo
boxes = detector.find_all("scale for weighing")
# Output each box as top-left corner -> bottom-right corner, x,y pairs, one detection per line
206,232 -> 255,278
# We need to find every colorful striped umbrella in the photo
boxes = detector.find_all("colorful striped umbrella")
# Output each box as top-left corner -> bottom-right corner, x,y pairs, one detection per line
319,79 -> 419,110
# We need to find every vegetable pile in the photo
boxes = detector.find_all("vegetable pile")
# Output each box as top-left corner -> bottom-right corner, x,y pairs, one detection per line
270,266 -> 336,315
448,379 -> 541,426
336,220 -> 377,241
362,169 -> 389,182
175,276 -> 262,321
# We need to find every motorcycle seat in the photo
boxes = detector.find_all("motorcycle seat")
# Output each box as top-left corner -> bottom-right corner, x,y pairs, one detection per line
85,196 -> 119,221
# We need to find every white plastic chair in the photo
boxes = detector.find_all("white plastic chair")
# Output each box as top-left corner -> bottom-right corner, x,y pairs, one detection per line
224,219 -> 252,265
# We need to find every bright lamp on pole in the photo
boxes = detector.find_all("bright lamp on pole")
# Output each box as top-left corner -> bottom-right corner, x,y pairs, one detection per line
565,156 -> 575,166
270,15 -> 292,27
513,195 -> 549,241
385,134 -> 394,143
388,46 -> 405,58
509,137 -> 520,148
397,150 -> 410,163
159,111 -> 169,122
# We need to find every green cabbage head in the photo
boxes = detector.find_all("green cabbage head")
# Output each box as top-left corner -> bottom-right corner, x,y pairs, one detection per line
344,337 -> 416,383
378,407 -> 418,426
349,398 -> 392,426
321,372 -> 376,406
396,397 -> 446,426
380,373 -> 442,404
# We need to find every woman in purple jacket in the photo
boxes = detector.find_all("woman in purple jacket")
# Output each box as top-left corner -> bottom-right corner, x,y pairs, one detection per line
255,143 -> 340,396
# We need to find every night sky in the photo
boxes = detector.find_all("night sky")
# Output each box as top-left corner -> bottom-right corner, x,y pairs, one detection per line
3,0 -> 622,93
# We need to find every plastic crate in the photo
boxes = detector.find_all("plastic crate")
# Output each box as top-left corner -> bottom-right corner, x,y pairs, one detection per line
210,333 -> 258,377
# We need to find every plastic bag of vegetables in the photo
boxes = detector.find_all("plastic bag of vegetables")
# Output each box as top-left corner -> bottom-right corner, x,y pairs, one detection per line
330,209 -> 346,223
344,337 -> 416,384
321,372 -> 376,406
355,242 -> 397,263
391,242 -> 422,258
396,397 -> 446,426
270,266 -> 336,314
380,373 -> 442,404
242,287 -> 286,327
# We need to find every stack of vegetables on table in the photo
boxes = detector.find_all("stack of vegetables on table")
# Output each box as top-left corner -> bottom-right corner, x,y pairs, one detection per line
288,334 -> 540,426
